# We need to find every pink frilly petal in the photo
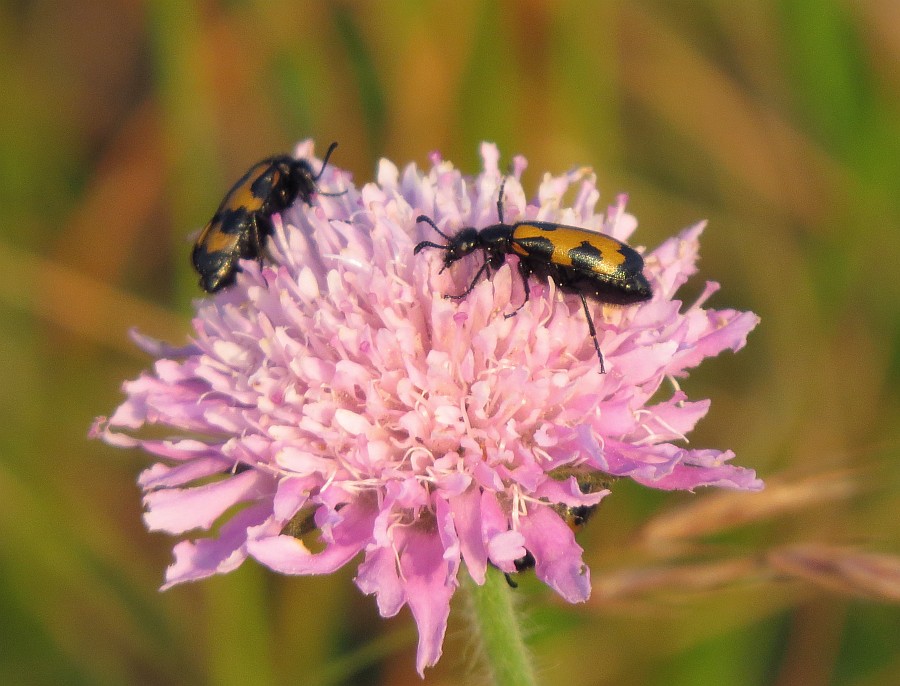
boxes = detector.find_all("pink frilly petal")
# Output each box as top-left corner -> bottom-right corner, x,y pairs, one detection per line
354,521 -> 457,676
448,487 -> 489,584
396,525 -> 457,676
161,503 -> 271,589
248,501 -> 374,574
144,469 -> 273,534
631,449 -> 765,492
355,546 -> 406,618
519,505 -> 591,602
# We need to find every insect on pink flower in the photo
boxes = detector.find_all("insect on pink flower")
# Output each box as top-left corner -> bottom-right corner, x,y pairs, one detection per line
92,141 -> 762,675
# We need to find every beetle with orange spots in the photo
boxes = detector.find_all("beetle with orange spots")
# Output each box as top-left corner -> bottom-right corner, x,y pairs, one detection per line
414,178 -> 652,372
192,142 -> 339,293
507,470 -> 614,585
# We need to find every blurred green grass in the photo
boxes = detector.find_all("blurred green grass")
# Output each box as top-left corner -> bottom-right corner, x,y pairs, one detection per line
1,1 -> 899,684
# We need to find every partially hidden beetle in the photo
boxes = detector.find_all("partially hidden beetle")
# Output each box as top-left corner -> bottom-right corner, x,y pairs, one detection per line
507,470 -> 615,586
191,141 -> 339,293
414,178 -> 652,372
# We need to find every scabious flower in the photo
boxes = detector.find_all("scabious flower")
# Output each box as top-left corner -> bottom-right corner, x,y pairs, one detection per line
92,141 -> 762,675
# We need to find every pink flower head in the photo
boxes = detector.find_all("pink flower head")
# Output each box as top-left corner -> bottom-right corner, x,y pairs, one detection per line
92,141 -> 762,675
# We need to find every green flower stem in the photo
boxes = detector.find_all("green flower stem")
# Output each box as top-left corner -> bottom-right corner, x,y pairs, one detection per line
463,566 -> 537,686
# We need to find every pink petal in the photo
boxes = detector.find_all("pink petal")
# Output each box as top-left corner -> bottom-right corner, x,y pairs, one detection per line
519,505 -> 591,602
248,501 -> 374,574
356,546 -> 406,618
144,469 -> 272,534
449,487 -> 488,584
632,449 -> 764,492
161,504 -> 270,589
396,526 -> 456,675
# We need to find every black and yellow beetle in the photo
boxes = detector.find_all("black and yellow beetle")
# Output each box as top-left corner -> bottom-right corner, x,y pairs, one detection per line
191,142 -> 339,293
414,178 -> 652,372
507,470 -> 615,586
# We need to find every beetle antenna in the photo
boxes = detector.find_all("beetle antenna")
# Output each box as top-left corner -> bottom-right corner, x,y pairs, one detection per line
496,176 -> 508,223
315,141 -> 339,180
413,240 -> 449,254
416,214 -> 453,241
311,142 -> 347,197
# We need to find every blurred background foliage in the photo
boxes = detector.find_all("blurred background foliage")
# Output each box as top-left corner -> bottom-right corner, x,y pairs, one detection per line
1,0 -> 899,684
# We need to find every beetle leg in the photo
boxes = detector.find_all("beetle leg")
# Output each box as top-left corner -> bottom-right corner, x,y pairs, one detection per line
579,292 -> 606,374
503,259 -> 531,319
249,215 -> 269,270
445,258 -> 492,300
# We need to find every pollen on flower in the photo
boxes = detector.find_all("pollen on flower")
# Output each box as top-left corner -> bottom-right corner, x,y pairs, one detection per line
92,140 -> 761,675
